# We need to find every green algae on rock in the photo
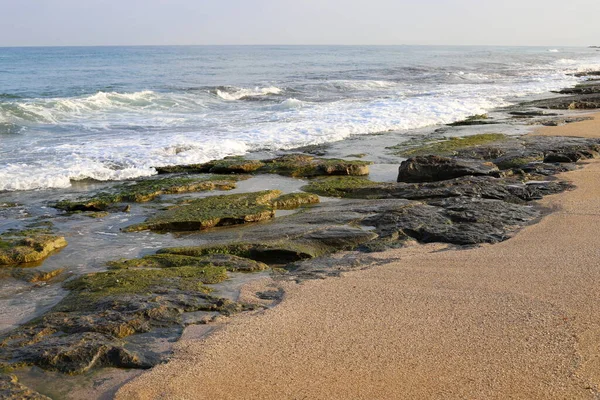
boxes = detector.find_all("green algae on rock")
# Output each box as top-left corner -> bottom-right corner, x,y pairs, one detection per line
302,176 -> 381,198
123,190 -> 281,232
63,266 -> 228,300
54,175 -> 246,212
388,133 -> 509,157
446,114 -> 499,126
107,253 -> 268,273
0,263 -> 249,374
159,241 -> 326,265
271,192 -> 320,210
156,154 -> 372,178
0,235 -> 67,266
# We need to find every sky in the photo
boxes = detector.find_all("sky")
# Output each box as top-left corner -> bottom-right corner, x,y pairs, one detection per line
1,0 -> 598,47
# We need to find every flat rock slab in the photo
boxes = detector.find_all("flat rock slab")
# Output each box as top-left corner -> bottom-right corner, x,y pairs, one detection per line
156,154 -> 372,178
397,155 -> 500,183
0,235 -> 67,266
124,190 -> 281,232
305,175 -> 572,204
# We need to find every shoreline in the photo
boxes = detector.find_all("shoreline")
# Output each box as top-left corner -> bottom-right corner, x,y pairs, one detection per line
116,113 -> 600,399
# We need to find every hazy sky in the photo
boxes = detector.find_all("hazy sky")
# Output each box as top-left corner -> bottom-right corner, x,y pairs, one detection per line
1,0 -> 598,46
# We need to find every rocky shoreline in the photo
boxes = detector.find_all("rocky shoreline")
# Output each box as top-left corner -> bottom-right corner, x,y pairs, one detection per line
1,72 -> 600,399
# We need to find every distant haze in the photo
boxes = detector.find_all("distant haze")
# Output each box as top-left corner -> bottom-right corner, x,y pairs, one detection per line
1,0 -> 598,46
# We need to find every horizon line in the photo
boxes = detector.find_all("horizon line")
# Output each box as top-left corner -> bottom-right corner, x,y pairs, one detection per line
0,43 -> 593,49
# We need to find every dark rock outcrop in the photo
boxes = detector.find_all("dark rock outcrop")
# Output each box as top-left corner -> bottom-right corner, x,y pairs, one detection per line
397,155 -> 500,183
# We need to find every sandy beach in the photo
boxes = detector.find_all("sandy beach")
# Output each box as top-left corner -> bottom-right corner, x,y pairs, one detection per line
116,113 -> 600,399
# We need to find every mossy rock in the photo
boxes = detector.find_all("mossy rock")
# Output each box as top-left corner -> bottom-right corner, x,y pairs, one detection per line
54,175 -> 245,212
156,157 -> 265,174
388,133 -> 509,157
447,114 -> 499,126
156,154 -> 371,178
159,241 -> 323,265
123,190 -> 281,232
0,235 -> 67,266
0,202 -> 18,209
107,253 -> 268,272
63,266 -> 228,301
260,154 -> 371,177
271,193 -> 320,210
302,176 -> 380,198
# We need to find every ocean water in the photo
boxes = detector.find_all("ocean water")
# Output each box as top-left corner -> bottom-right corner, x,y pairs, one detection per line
1,45 -> 600,191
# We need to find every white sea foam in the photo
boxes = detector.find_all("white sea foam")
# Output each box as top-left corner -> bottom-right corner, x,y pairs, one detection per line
274,98 -> 305,109
549,49 -> 560,53
215,86 -> 282,100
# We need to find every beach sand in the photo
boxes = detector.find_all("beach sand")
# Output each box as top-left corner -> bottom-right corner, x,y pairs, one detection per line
117,115 -> 600,399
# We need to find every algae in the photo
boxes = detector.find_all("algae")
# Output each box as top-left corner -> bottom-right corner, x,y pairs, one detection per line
302,176 -> 379,198
123,190 -> 281,232
271,192 -> 320,210
63,266 -> 228,300
107,253 -> 268,272
159,241 -> 323,264
0,234 -> 67,266
54,175 -> 245,212
156,154 -> 372,178
388,133 -> 509,157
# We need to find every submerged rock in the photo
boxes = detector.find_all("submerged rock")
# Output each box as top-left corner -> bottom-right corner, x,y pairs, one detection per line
397,155 -> 500,183
0,374 -> 50,400
11,268 -> 65,283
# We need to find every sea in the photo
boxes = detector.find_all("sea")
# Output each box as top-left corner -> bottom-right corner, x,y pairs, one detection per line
1,45 -> 600,192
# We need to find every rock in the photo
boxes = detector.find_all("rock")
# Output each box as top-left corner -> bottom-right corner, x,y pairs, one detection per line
155,154 -> 372,178
123,190 -> 281,232
54,175 -> 245,212
523,93 -> 600,109
271,193 -> 320,210
0,374 -> 51,400
363,197 -> 539,245
0,235 -> 67,266
260,154 -> 371,177
397,155 -> 500,183
447,114 -> 499,126
509,110 -> 557,117
108,253 -> 269,273
388,133 -> 508,157
573,70 -> 600,77
0,265 -> 248,374
305,175 -> 571,204
544,150 -> 599,163
159,242 -> 324,265
11,268 -> 65,283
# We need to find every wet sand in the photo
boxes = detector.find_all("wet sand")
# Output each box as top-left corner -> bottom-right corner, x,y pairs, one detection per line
117,114 -> 600,399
